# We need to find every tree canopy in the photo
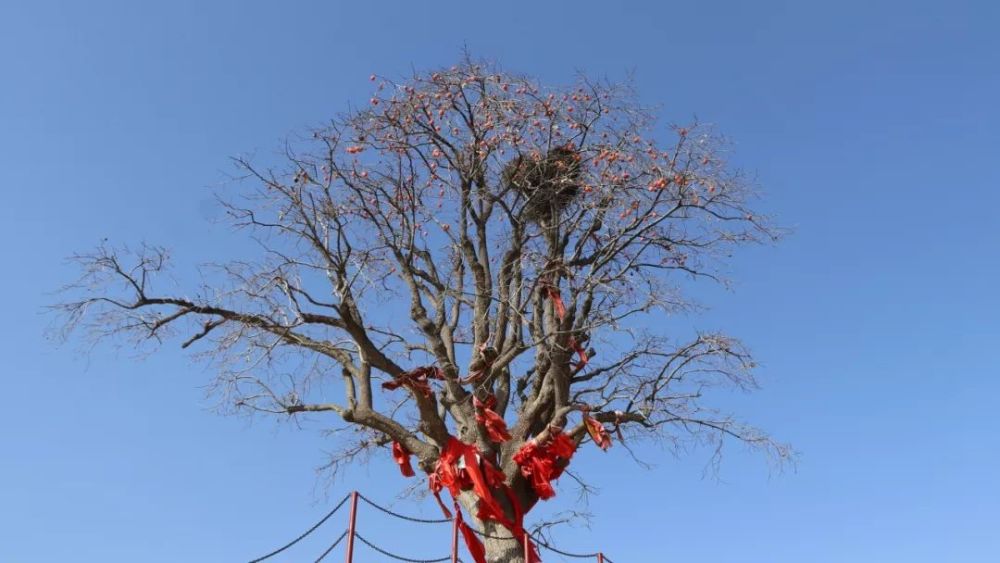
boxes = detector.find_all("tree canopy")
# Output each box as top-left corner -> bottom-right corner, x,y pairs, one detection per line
57,57 -> 789,562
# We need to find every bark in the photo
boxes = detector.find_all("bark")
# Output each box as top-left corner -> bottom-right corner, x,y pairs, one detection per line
483,534 -> 524,563
458,487 -> 535,563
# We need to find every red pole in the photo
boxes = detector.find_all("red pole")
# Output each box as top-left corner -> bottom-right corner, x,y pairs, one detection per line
451,515 -> 459,563
597,552 -> 606,563
523,533 -> 531,562
344,491 -> 359,563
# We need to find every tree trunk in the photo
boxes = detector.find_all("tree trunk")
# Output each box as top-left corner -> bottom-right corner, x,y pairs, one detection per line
482,532 -> 524,563
458,490 -> 532,563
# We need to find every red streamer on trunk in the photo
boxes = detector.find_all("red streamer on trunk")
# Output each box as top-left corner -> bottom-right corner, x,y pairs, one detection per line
429,437 -> 540,563
459,344 -> 496,384
512,429 -> 578,501
569,337 -> 589,371
474,396 -> 512,443
456,509 -> 486,563
545,285 -> 567,319
391,441 -> 415,477
544,284 -> 590,371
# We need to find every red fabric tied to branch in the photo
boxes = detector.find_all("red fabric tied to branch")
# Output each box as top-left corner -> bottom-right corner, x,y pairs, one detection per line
544,284 -> 590,371
512,429 -> 578,501
474,395 -> 512,443
391,441 -> 415,477
583,415 -> 613,451
549,431 -> 577,459
458,371 -> 485,385
381,365 -> 444,397
455,508 -> 487,563
613,410 -> 626,443
568,337 -> 589,372
459,343 -> 497,384
545,285 -> 567,319
428,437 -> 540,563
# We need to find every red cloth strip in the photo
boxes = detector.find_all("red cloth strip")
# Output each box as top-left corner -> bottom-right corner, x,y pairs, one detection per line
391,441 -> 415,477
546,285 -> 567,320
474,396 -> 512,443
512,428 -> 578,501
545,284 -> 589,371
614,411 -> 626,442
456,508 -> 487,563
569,336 -> 589,371
584,415 -> 613,451
381,365 -> 445,397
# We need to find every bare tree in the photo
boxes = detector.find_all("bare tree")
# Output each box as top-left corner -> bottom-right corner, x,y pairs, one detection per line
55,57 -> 790,562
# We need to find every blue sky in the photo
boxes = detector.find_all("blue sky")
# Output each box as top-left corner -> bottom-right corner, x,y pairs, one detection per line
2,1 -> 998,561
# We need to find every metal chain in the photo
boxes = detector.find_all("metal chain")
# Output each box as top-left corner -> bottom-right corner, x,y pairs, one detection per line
468,526 -> 604,559
354,532 -> 452,563
313,529 -> 349,563
531,535 -> 601,559
470,527 -> 518,541
248,491 -> 615,562
357,492 -> 452,524
247,493 -> 351,562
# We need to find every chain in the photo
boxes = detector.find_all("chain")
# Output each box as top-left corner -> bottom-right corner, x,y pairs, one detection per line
468,526 -> 604,559
248,491 -> 615,562
357,492 -> 452,524
470,527 -> 518,541
247,493 -> 351,562
354,532 -> 452,563
531,535 -> 601,559
313,529 -> 349,563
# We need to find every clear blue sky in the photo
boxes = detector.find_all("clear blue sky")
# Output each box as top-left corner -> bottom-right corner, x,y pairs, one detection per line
2,1 -> 998,561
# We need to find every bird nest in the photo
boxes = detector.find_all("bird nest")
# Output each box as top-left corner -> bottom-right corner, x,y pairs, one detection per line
502,146 -> 583,223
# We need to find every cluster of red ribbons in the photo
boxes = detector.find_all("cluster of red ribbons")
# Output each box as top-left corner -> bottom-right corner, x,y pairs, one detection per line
381,365 -> 445,397
379,280 -> 613,562
474,395 -> 512,443
382,354 -> 493,394
390,390 -> 538,563
390,412 -> 614,561
394,436 -> 539,563
512,428 -> 577,500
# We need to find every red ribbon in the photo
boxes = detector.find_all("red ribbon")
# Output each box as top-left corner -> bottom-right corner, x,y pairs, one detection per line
583,415 -> 613,451
569,337 -> 589,372
613,411 -> 626,443
544,283 -> 590,371
456,508 -> 486,563
545,285 -> 567,319
391,441 -> 415,477
458,371 -> 485,385
474,395 -> 512,443
512,428 -> 577,500
381,365 -> 445,397
459,344 -> 496,384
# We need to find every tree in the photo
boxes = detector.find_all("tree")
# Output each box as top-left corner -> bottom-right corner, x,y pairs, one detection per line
56,57 -> 790,562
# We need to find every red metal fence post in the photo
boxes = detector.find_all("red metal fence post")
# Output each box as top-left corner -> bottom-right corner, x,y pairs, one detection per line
451,515 -> 459,563
597,552 -> 605,563
523,534 -> 531,562
344,491 -> 359,563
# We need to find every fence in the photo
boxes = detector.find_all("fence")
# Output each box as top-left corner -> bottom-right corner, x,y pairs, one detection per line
248,491 -> 615,563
